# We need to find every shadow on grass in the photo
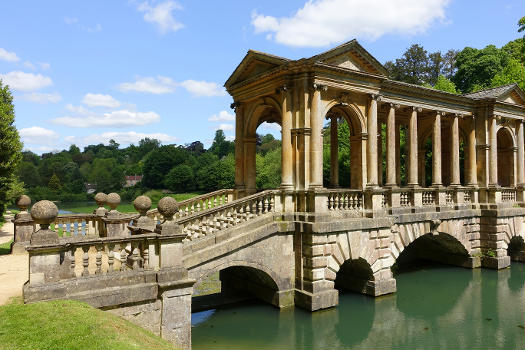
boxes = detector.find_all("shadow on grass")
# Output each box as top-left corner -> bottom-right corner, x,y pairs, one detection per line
0,240 -> 12,255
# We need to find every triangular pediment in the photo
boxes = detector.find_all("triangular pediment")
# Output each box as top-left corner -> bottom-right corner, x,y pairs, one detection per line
464,84 -> 525,106
310,39 -> 387,76
499,88 -> 525,106
225,50 -> 290,89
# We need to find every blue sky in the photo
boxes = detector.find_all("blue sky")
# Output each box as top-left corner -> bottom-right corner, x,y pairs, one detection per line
0,0 -> 523,154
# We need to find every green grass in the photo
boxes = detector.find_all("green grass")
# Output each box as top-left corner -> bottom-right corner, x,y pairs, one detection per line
0,298 -> 177,350
0,239 -> 12,255
60,193 -> 202,214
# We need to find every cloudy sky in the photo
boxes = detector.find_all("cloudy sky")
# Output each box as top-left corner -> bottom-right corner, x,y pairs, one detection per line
0,0 -> 523,153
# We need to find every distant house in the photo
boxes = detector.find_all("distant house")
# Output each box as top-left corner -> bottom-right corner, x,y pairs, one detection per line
125,175 -> 143,187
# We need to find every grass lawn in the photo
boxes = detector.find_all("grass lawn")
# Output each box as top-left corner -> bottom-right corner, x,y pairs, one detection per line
0,239 -> 12,255
0,298 -> 177,350
61,193 -> 202,214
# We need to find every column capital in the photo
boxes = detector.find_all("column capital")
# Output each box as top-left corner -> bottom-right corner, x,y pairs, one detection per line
435,110 -> 445,116
412,106 -> 422,113
369,93 -> 382,102
312,83 -> 327,92
275,84 -> 291,94
230,101 -> 242,111
389,103 -> 400,110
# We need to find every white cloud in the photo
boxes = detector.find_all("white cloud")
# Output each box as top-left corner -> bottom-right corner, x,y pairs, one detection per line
39,62 -> 50,70
78,131 -> 177,145
138,1 -> 184,34
259,121 -> 281,131
118,76 -> 177,94
82,93 -> 121,108
251,0 -> 450,47
19,126 -> 59,144
180,80 -> 226,97
209,110 -> 235,122
52,107 -> 160,128
23,61 -> 36,70
118,76 -> 225,96
0,48 -> 20,62
0,71 -> 52,91
20,92 -> 62,104
216,123 -> 234,131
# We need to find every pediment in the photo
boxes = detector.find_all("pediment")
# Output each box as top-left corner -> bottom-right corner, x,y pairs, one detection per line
225,51 -> 289,89
310,39 -> 387,76
500,89 -> 525,106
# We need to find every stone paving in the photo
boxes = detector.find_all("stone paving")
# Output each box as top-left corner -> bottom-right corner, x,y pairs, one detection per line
0,216 -> 28,305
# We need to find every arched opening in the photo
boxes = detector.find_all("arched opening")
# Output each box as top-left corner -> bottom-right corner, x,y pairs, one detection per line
244,99 -> 282,193
192,265 -> 281,312
507,236 -> 525,262
322,104 -> 365,189
393,233 -> 470,273
497,127 -> 515,187
334,258 -> 374,294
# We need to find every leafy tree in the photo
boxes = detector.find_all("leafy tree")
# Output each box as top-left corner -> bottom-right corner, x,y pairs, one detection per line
256,148 -> 281,189
386,44 -> 429,85
209,130 -> 234,159
165,165 -> 195,192
89,158 -> 125,193
453,45 -> 510,93
491,58 -> 525,91
0,80 -> 23,215
17,162 -> 41,187
502,39 -> 525,65
519,16 -> 525,36
142,146 -> 190,188
48,173 -> 62,192
423,75 -> 459,94
186,141 -> 205,155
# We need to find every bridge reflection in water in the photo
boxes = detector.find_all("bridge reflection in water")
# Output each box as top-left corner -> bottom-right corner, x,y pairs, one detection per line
192,263 -> 525,350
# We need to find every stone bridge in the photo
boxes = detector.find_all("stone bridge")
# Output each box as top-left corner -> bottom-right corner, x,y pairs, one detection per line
15,39 -> 525,349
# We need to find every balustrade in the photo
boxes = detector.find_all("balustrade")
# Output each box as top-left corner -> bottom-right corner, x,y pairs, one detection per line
326,190 -> 363,211
501,188 -> 517,202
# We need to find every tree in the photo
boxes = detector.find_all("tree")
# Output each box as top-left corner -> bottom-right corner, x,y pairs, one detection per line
423,75 -> 459,94
209,130 -> 234,159
519,16 -> 525,36
502,39 -> 525,65
142,146 -> 190,188
165,165 -> 195,192
491,58 -> 525,91
48,173 -> 62,192
0,80 -> 23,216
89,158 -> 125,193
386,44 -> 429,85
453,45 -> 510,93
17,162 -> 41,187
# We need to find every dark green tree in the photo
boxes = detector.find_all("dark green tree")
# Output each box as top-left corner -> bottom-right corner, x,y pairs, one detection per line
142,146 -> 190,188
0,80 -> 23,215
209,130 -> 234,159
89,158 -> 125,193
48,173 -> 62,192
165,165 -> 195,192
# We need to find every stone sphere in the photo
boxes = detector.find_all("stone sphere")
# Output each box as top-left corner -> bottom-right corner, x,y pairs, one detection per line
16,195 -> 31,210
94,192 -> 107,206
106,193 -> 121,210
134,195 -> 152,214
157,197 -> 179,219
31,200 -> 58,225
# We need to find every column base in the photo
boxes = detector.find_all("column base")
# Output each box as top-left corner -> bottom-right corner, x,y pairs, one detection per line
481,256 -> 511,269
294,289 -> 338,311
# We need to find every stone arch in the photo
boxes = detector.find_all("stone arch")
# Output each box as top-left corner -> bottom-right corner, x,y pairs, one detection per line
389,220 -> 471,264
498,216 -> 525,248
191,259 -> 285,292
244,96 -> 282,138
322,100 -> 366,133
497,126 -> 516,187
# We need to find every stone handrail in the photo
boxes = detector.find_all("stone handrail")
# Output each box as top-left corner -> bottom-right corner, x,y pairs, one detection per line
146,189 -> 235,222
501,187 -> 517,202
321,189 -> 364,211
176,189 -> 277,241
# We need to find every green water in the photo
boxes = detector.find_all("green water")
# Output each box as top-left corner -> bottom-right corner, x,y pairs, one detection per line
192,263 -> 525,350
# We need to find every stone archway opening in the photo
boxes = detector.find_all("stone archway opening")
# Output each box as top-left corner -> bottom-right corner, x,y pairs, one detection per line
322,104 -> 365,189
192,266 -> 281,312
334,258 -> 374,294
497,127 -> 515,187
392,233 -> 470,274
507,236 -> 525,262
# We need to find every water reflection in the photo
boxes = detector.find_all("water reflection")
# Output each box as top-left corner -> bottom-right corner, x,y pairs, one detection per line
192,264 -> 525,350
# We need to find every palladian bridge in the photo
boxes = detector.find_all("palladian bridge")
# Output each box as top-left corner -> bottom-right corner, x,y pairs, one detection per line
14,40 -> 525,349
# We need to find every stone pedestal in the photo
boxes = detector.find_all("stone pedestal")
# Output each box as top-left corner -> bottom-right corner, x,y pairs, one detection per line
295,289 -> 338,311
482,256 -> 511,269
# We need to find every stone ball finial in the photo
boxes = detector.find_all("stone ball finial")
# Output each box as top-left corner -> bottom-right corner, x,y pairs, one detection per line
16,195 -> 31,211
31,200 -> 58,228
134,195 -> 152,215
158,197 -> 179,220
94,192 -> 107,207
106,193 -> 121,210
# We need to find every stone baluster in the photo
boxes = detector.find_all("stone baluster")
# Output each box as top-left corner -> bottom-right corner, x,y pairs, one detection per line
108,245 -> 115,273
120,248 -> 128,271
82,246 -> 90,277
95,245 -> 102,274
70,248 -> 76,278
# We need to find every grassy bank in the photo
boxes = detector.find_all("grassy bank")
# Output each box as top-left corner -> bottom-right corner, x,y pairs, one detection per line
0,239 -> 12,255
0,298 -> 176,350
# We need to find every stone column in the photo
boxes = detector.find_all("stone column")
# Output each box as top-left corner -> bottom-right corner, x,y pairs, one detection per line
330,115 -> 339,188
489,115 -> 498,186
396,123 -> 401,185
244,138 -> 257,193
432,112 -> 443,186
310,84 -> 324,188
408,107 -> 420,186
233,102 -> 245,194
468,116 -> 478,186
378,129 -> 383,186
366,94 -> 380,187
386,104 -> 397,187
280,87 -> 293,189
516,120 -> 525,186
450,114 -> 461,186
